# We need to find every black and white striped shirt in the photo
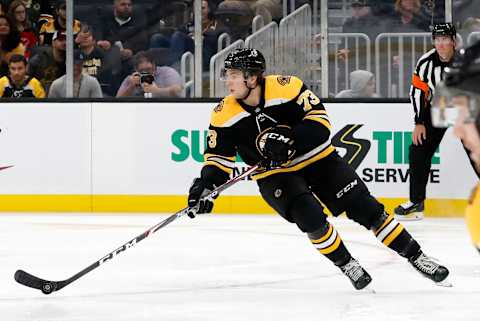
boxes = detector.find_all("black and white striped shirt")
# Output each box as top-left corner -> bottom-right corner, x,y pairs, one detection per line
409,48 -> 450,124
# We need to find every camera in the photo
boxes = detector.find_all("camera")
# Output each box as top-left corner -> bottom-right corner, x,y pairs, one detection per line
140,72 -> 155,84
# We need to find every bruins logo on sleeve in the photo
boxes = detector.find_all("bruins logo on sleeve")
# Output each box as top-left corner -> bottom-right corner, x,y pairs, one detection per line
214,100 -> 224,113
277,76 -> 291,86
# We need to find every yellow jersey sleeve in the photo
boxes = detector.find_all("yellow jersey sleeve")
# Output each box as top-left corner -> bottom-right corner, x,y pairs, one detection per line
0,76 -> 9,97
264,75 -> 303,107
466,184 -> 480,252
210,96 -> 249,128
30,78 -> 46,98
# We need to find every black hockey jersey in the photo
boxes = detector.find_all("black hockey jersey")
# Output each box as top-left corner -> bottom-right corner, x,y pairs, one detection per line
202,75 -> 335,183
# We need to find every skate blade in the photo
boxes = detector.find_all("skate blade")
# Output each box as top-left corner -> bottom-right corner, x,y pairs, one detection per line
435,279 -> 453,287
361,284 -> 376,294
395,213 -> 424,221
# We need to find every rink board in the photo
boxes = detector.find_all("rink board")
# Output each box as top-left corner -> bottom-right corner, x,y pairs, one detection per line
0,102 -> 475,216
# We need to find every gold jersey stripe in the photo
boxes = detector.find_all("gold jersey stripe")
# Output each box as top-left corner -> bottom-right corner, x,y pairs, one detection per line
374,214 -> 394,236
306,109 -> 328,116
311,224 -> 333,244
252,145 -> 335,180
204,153 -> 236,162
204,161 -> 233,175
382,224 -> 405,246
303,116 -> 331,130
318,234 -> 341,255
203,153 -> 236,163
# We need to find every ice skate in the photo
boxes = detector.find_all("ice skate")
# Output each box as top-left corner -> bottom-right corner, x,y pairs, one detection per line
409,252 -> 450,284
339,258 -> 372,290
394,201 -> 424,221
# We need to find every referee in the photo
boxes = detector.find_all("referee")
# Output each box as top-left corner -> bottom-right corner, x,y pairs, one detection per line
394,23 -> 480,220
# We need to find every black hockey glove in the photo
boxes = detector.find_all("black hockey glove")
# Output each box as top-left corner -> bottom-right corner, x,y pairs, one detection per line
187,177 -> 216,218
258,126 -> 296,169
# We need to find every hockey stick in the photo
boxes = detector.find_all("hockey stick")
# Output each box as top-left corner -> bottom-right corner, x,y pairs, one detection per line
14,164 -> 259,295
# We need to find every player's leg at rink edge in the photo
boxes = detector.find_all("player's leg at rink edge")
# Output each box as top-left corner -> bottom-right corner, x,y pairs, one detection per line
345,193 -> 450,285
258,173 -> 372,290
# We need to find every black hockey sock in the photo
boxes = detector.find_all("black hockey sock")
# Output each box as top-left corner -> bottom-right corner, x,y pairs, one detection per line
308,222 -> 352,266
373,212 -> 420,258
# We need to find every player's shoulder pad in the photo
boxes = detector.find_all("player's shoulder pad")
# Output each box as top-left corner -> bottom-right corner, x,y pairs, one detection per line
264,75 -> 304,107
210,95 -> 250,128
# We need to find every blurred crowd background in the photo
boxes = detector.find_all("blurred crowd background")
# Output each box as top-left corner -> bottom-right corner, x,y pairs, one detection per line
0,0 -> 478,99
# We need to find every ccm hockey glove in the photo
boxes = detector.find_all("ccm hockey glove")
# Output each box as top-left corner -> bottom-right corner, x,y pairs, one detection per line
187,177 -> 215,218
258,126 -> 296,168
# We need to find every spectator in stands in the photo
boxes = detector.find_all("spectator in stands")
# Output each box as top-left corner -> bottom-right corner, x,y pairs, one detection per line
0,53 -> 45,97
384,0 -> 430,32
242,0 -> 282,24
342,1 -> 382,40
0,2 -> 6,15
39,0 -> 81,46
17,0 -> 54,29
337,0 -> 381,60
28,30 -> 65,91
453,0 -> 480,28
8,0 -> 38,58
48,49 -> 103,98
419,0 -> 445,25
146,1 -> 193,48
75,24 -> 121,96
150,0 -> 215,48
116,50 -> 182,98
151,0 -> 225,69
96,0 -> 147,61
335,70 -> 378,98
0,14 -> 25,77
214,0 -> 254,41
460,17 -> 480,43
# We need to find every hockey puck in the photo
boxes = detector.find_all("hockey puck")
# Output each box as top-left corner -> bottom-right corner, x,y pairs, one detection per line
42,282 -> 54,295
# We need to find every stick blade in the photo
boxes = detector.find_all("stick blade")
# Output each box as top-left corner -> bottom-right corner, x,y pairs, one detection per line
14,269 -> 57,294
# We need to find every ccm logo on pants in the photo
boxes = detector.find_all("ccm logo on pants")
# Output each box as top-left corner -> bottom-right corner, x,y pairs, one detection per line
336,180 -> 358,199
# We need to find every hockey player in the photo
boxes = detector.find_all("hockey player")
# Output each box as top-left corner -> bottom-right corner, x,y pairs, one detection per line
187,48 -> 450,289
431,41 -> 480,253
394,23 -> 480,220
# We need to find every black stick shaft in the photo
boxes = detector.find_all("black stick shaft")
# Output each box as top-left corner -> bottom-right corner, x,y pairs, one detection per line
15,164 -> 258,293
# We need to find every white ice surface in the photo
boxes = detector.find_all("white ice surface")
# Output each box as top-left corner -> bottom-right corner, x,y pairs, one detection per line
0,214 -> 479,321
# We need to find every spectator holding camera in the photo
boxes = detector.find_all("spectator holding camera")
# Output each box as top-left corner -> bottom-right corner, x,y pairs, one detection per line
116,50 -> 182,98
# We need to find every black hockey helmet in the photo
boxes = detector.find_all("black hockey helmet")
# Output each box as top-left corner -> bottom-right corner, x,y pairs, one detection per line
432,23 -> 456,39
431,40 -> 480,128
444,41 -> 480,95
223,48 -> 266,76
